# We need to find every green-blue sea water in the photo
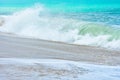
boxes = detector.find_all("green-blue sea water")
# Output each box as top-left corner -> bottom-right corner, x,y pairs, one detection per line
0,0 -> 120,12
0,0 -> 120,25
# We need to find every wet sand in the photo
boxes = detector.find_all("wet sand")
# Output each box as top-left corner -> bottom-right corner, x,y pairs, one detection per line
0,32 -> 120,66
0,17 -> 4,26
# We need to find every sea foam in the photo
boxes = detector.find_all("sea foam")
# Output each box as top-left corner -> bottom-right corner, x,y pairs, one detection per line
0,5 -> 120,50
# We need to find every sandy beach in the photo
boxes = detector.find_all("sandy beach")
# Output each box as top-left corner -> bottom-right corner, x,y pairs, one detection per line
0,32 -> 120,66
0,18 -> 120,80
0,32 -> 120,80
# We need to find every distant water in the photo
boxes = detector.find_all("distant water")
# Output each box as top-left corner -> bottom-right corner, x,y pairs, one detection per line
0,0 -> 120,50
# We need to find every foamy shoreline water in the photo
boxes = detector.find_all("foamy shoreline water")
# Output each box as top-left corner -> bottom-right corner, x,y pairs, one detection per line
0,58 -> 120,80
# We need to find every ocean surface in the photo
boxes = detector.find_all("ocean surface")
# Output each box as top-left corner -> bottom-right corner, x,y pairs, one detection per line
0,0 -> 120,50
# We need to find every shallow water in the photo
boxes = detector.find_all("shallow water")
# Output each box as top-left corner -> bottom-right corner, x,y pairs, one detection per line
0,58 -> 120,80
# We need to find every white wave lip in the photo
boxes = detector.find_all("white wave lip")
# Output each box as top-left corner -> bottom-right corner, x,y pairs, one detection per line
0,58 -> 120,80
0,5 -> 120,50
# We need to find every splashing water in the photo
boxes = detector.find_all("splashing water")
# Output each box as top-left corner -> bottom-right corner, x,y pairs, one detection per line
0,4 -> 120,50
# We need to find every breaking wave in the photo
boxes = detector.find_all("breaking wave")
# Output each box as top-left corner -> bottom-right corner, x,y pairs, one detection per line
0,5 -> 120,50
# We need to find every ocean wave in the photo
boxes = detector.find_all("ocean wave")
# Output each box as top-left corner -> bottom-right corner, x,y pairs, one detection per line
0,5 -> 120,50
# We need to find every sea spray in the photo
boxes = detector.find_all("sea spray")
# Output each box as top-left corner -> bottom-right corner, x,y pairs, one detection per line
0,5 -> 120,50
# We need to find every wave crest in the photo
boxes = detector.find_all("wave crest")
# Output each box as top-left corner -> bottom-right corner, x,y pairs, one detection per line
0,5 -> 120,50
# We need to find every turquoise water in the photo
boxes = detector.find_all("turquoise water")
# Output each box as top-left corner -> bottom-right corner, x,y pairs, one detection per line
0,0 -> 120,7
0,0 -> 120,24
0,0 -> 120,12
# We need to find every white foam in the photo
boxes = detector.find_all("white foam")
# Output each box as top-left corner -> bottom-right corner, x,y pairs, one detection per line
74,34 -> 120,50
0,58 -> 120,80
0,5 -> 120,50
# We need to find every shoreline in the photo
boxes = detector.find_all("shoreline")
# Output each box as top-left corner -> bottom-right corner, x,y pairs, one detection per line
1,58 -> 120,80
0,32 -> 120,66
